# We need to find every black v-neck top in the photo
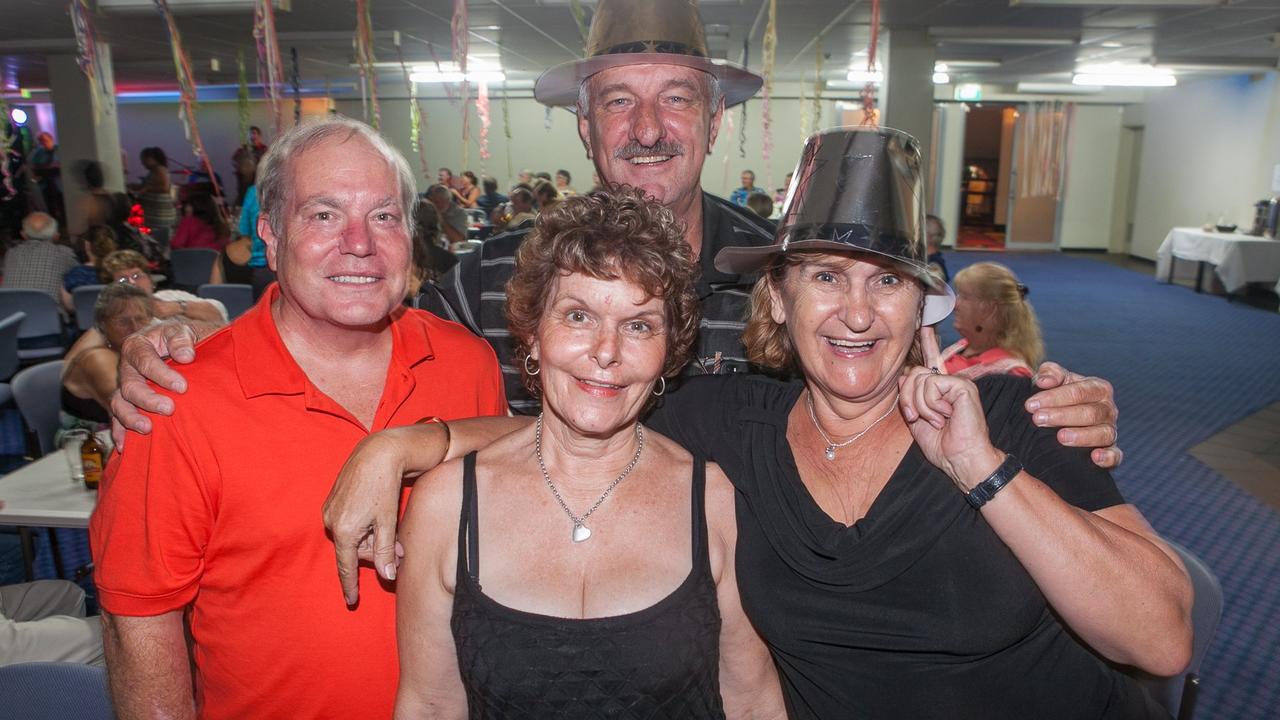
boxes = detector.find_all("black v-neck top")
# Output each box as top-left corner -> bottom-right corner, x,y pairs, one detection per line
649,374 -> 1166,719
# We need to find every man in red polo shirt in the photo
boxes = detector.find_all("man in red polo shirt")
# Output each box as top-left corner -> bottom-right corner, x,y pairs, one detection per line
90,118 -> 506,720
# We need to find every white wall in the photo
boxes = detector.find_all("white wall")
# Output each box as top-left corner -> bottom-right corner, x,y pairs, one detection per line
1058,104 -> 1123,250
1130,72 -> 1280,260
932,103 -> 966,247
115,90 -> 834,202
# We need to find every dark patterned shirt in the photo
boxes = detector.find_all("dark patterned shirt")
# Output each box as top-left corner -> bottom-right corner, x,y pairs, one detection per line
3,239 -> 77,305
422,192 -> 776,413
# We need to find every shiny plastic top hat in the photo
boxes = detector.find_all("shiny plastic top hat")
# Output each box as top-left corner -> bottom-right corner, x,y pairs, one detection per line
715,125 -> 956,325
534,0 -> 763,110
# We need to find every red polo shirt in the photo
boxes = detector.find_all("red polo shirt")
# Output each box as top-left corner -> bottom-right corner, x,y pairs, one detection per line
91,285 -> 506,719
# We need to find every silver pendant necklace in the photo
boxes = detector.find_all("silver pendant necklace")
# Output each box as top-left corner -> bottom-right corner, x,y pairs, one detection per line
535,413 -> 645,543
805,391 -> 899,461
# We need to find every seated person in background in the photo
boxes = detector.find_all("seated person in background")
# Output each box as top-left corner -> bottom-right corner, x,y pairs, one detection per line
410,199 -> 457,293
925,213 -> 950,282
475,176 -> 508,218
171,193 -> 230,251
101,250 -> 229,324
63,226 -> 117,305
554,168 -> 576,196
426,183 -> 468,248
0,578 -> 104,667
61,283 -> 154,426
451,171 -> 481,209
489,186 -> 538,234
207,234 -> 255,286
745,191 -> 774,219
941,261 -> 1042,379
533,179 -> 560,213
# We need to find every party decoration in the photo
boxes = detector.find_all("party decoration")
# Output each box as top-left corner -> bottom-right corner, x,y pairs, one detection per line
237,49 -> 251,148
70,0 -> 109,125
0,94 -> 15,196
738,38 -> 748,159
354,0 -> 381,129
501,84 -> 513,179
760,0 -> 776,168
811,39 -> 825,132
395,42 -> 430,180
253,0 -> 286,134
153,0 -> 222,199
477,80 -> 491,164
452,0 -> 470,156
290,47 -> 301,126
860,0 -> 881,126
569,0 -> 590,48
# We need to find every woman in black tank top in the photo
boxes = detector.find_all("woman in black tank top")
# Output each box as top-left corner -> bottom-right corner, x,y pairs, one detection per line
393,191 -> 783,718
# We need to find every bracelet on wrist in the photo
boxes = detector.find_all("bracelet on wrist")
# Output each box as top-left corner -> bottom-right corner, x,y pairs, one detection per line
965,453 -> 1022,509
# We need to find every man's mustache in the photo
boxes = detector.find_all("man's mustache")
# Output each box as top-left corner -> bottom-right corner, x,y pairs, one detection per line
613,140 -> 685,160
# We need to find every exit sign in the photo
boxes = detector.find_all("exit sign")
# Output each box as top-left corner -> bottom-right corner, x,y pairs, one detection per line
955,84 -> 982,101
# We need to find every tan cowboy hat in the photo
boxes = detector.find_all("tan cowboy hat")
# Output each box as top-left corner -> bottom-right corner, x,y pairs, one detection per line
534,0 -> 763,109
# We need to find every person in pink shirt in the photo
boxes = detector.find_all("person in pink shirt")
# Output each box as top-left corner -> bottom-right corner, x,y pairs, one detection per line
170,194 -> 229,251
942,261 -> 1044,379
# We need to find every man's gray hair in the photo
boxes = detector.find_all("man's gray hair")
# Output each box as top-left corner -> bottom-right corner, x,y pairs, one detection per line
575,71 -> 724,116
256,116 -> 417,240
21,212 -> 58,242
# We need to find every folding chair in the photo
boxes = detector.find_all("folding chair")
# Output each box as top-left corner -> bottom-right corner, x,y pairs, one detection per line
0,662 -> 115,720
197,283 -> 254,320
0,289 -> 66,362
0,311 -> 26,407
73,285 -> 106,332
169,248 -> 219,290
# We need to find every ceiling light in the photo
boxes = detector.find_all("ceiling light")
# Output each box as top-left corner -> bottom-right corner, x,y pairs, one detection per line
9,107 -> 27,125
933,72 -> 951,84
1016,82 -> 1102,95
99,0 -> 290,13
938,59 -> 1001,68
934,63 -> 949,72
1072,63 -> 1176,87
411,70 -> 506,84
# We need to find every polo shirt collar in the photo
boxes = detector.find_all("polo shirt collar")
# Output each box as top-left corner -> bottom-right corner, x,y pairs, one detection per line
234,284 -> 435,402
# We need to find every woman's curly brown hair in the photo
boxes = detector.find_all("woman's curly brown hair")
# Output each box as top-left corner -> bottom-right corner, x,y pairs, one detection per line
505,186 -> 700,398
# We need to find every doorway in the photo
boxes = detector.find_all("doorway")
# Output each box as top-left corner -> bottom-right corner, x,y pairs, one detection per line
956,105 -> 1016,250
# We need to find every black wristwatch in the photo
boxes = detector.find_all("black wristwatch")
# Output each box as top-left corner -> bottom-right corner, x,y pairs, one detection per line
965,453 -> 1022,509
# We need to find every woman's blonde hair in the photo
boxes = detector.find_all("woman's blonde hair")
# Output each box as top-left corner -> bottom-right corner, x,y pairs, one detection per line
953,262 -> 1044,366
743,251 -> 926,371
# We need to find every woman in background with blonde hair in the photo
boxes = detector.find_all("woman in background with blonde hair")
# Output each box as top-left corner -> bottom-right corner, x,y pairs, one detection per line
942,261 -> 1044,379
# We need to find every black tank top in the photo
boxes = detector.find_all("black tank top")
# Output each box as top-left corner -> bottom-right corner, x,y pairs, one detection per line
452,452 -> 726,719
60,385 -> 110,425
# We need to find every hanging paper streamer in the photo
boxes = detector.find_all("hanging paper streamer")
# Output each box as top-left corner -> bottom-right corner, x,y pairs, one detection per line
152,0 -> 222,200
70,0 -> 109,125
290,47 -> 301,126
569,0 -> 590,48
425,41 -> 459,105
860,0 -> 881,126
354,0 -> 381,129
253,0 -> 285,134
395,43 -> 430,181
452,0 -> 470,163
811,39 -> 825,132
760,0 -> 777,170
237,50 -> 251,148
477,81 -> 491,166
798,78 -> 809,138
722,107 -> 734,191
738,38 -> 748,159
0,93 -> 15,196
501,85 -> 513,179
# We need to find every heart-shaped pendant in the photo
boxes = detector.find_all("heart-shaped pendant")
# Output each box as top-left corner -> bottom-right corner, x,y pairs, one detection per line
572,523 -> 592,543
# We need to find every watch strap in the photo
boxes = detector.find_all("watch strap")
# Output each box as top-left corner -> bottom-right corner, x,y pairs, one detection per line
965,453 -> 1022,509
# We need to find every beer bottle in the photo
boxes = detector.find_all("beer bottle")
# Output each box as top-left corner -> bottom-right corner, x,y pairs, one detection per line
81,434 -> 105,490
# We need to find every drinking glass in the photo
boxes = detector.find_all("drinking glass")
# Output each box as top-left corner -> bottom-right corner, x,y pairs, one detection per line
60,428 -> 91,484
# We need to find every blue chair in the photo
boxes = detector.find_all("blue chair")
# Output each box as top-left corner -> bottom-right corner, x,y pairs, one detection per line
1131,540 -> 1223,720
0,289 -> 65,361
12,360 -> 64,457
197,283 -> 253,320
73,284 -> 106,332
0,311 -> 26,407
0,662 -> 115,720
169,248 -> 219,290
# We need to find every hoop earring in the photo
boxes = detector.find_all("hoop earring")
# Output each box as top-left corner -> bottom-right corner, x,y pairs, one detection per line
652,376 -> 666,397
524,355 -> 540,376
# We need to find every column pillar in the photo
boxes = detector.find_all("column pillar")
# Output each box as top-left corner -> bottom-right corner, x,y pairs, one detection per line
46,43 -> 123,236
881,28 -> 937,175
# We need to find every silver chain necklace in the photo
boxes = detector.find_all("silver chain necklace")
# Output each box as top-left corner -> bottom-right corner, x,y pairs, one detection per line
805,391 -> 900,461
535,413 -> 645,543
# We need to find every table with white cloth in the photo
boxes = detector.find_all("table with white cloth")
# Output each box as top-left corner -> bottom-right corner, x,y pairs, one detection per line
0,454 -> 98,581
1155,227 -> 1280,296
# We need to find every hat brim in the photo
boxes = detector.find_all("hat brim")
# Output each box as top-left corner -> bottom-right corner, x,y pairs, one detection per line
534,53 -> 763,109
714,240 -> 957,326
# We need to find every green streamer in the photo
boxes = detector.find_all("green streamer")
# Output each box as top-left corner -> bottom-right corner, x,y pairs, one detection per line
237,49 -> 251,149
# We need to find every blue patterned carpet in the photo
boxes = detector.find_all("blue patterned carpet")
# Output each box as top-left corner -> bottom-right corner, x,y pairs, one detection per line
946,252 -> 1280,720
3,252 -> 1277,717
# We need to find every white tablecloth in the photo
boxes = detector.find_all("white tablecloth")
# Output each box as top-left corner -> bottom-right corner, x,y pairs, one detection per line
1155,227 -> 1280,294
0,453 -> 96,529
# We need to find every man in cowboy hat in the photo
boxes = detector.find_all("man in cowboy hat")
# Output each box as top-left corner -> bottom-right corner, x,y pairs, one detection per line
408,0 -> 774,412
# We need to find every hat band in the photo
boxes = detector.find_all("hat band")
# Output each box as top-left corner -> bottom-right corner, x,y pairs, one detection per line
781,223 -> 925,263
596,40 -> 707,59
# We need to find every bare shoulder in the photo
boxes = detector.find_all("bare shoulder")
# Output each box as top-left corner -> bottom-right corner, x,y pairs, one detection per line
405,456 -> 466,525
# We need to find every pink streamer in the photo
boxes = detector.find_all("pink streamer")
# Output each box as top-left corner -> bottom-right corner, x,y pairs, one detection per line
253,0 -> 286,134
477,81 -> 491,163
452,0 -> 470,155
